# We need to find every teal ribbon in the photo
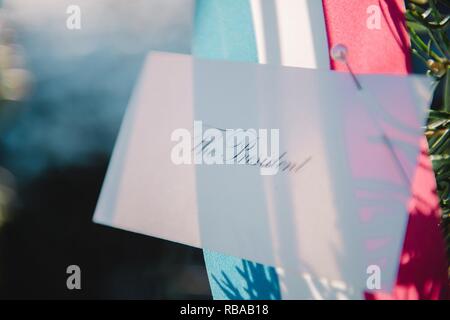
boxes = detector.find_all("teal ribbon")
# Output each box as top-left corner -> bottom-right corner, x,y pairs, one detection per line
192,0 -> 281,300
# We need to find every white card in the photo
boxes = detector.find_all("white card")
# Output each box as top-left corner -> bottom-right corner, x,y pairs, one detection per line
94,52 -> 432,293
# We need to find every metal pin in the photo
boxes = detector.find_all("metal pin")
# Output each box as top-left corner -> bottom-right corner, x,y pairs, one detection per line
330,44 -> 362,90
330,44 -> 411,185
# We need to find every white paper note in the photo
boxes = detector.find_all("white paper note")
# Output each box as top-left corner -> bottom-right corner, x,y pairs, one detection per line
94,52 -> 432,293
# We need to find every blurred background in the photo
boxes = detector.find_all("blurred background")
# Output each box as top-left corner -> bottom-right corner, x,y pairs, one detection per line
0,0 -> 212,299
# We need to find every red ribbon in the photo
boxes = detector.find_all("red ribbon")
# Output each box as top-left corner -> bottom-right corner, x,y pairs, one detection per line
322,0 -> 448,299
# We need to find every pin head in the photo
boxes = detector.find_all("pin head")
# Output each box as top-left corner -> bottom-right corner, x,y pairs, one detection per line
330,44 -> 348,62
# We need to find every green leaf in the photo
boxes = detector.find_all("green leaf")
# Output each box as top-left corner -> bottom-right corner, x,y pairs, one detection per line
430,128 -> 450,154
429,110 -> 450,120
428,15 -> 450,30
444,68 -> 450,113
